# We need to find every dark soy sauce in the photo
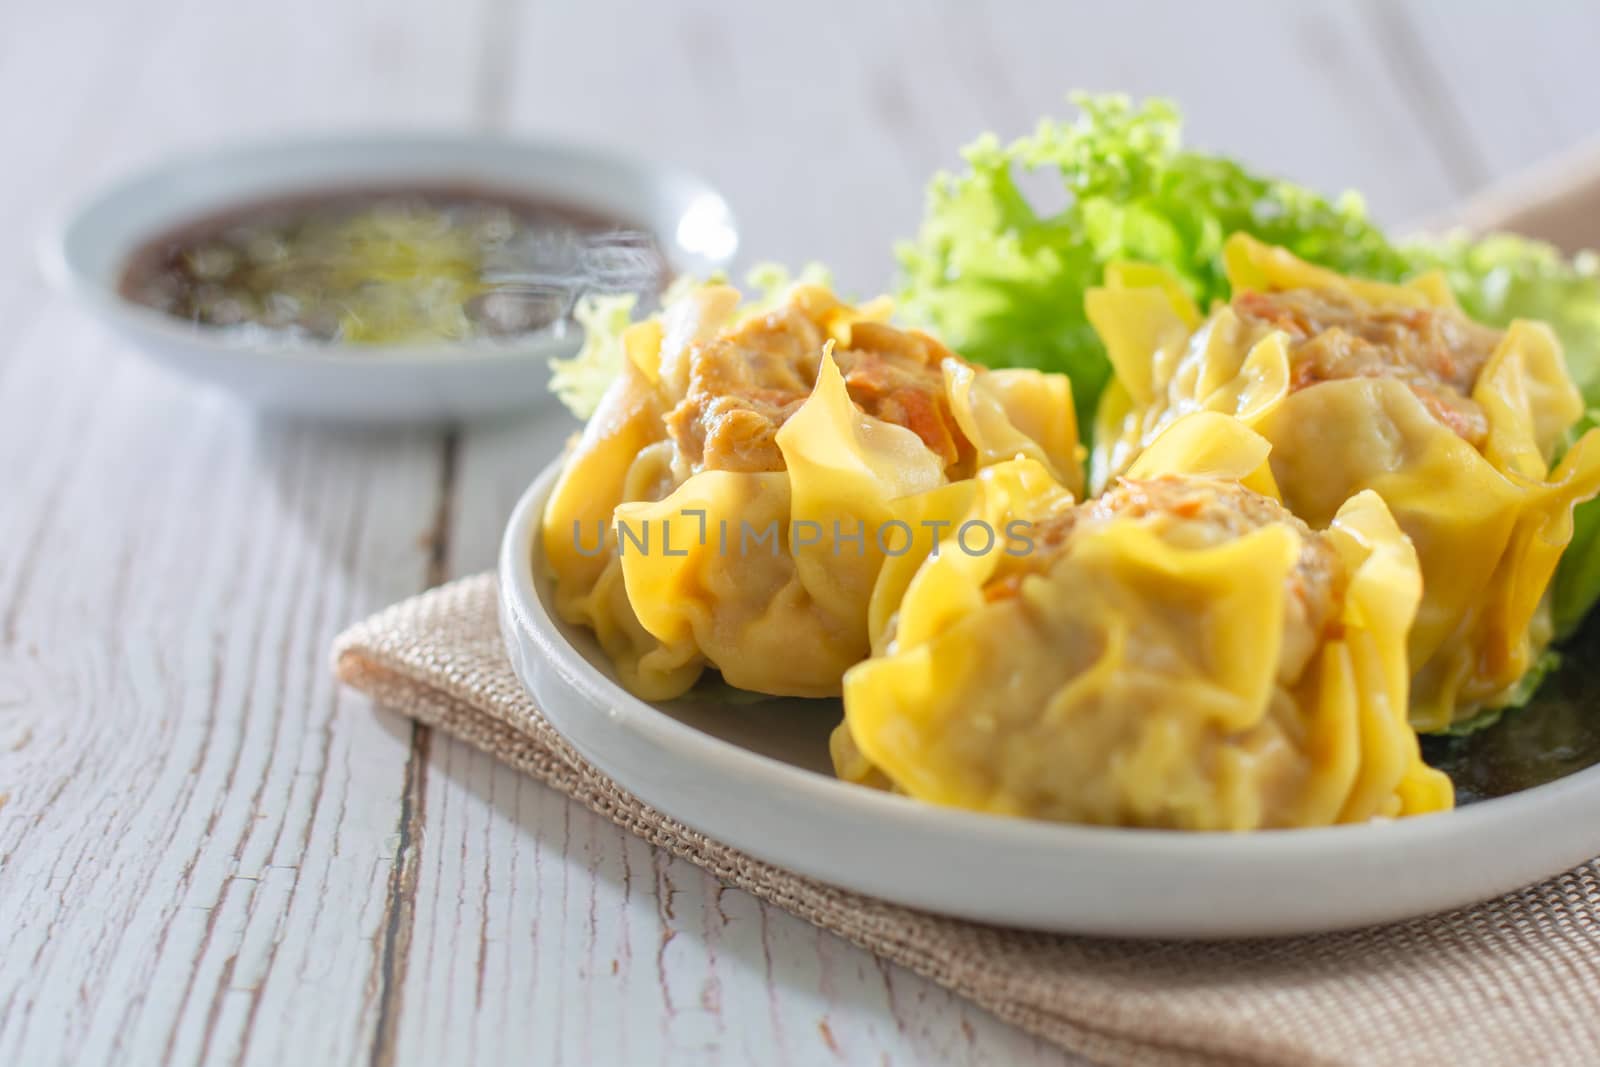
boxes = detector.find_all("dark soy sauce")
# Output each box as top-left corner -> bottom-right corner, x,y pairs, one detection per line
119,184 -> 668,346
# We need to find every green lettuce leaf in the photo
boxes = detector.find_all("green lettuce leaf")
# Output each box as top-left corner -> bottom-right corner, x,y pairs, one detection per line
1437,649 -> 1563,737
548,291 -> 639,420
896,93 -> 1408,437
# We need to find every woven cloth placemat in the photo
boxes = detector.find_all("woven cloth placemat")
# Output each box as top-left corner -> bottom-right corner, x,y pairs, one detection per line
332,573 -> 1600,1067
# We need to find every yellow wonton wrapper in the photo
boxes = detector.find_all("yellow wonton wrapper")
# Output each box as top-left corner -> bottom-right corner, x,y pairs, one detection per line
1087,234 -> 1600,730
542,283 -> 1080,700
834,414 -> 1453,830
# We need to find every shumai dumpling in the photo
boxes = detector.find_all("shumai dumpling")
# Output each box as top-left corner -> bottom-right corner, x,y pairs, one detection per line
833,413 -> 1453,830
542,282 -> 1080,700
1087,235 -> 1600,730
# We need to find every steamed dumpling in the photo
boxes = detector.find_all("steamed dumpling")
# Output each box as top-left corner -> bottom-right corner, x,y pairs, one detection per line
834,414 -> 1453,829
1087,235 -> 1600,730
542,282 -> 1080,699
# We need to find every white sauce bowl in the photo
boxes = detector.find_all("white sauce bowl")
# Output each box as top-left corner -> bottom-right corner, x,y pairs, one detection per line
40,132 -> 738,422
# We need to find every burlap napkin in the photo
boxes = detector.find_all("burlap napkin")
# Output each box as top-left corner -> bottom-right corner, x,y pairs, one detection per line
333,573 -> 1600,1067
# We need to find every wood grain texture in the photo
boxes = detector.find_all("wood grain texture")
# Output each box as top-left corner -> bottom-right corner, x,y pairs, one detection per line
1376,0 -> 1600,189
1,2 -> 1595,1065
0,1 -> 485,1065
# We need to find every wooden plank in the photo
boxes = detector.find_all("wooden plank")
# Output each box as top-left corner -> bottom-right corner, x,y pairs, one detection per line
890,0 -> 1463,227
0,0 -> 489,1064
0,308 -> 442,1066
3,1 -> 1581,1064
1372,0 -> 1600,195
478,0 -> 1461,295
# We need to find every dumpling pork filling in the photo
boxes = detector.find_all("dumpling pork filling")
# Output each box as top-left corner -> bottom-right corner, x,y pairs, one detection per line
662,295 -> 977,478
1229,287 -> 1502,448
1007,476 -> 1343,690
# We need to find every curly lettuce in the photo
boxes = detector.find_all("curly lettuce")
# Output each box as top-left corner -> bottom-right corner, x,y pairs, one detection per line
548,292 -> 640,420
896,94 -> 1408,436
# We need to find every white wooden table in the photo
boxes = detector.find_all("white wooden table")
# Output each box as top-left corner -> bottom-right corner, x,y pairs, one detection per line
3,3 -> 1596,1064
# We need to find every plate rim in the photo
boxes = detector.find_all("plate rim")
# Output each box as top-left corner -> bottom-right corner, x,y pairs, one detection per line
500,456 -> 1600,936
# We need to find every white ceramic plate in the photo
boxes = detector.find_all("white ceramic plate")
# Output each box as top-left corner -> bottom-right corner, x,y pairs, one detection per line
499,460 -> 1600,938
40,133 -> 737,422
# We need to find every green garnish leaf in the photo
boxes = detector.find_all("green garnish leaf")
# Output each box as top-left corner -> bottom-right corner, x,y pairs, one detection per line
548,292 -> 638,420
896,93 -> 1408,438
1438,650 -> 1563,736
